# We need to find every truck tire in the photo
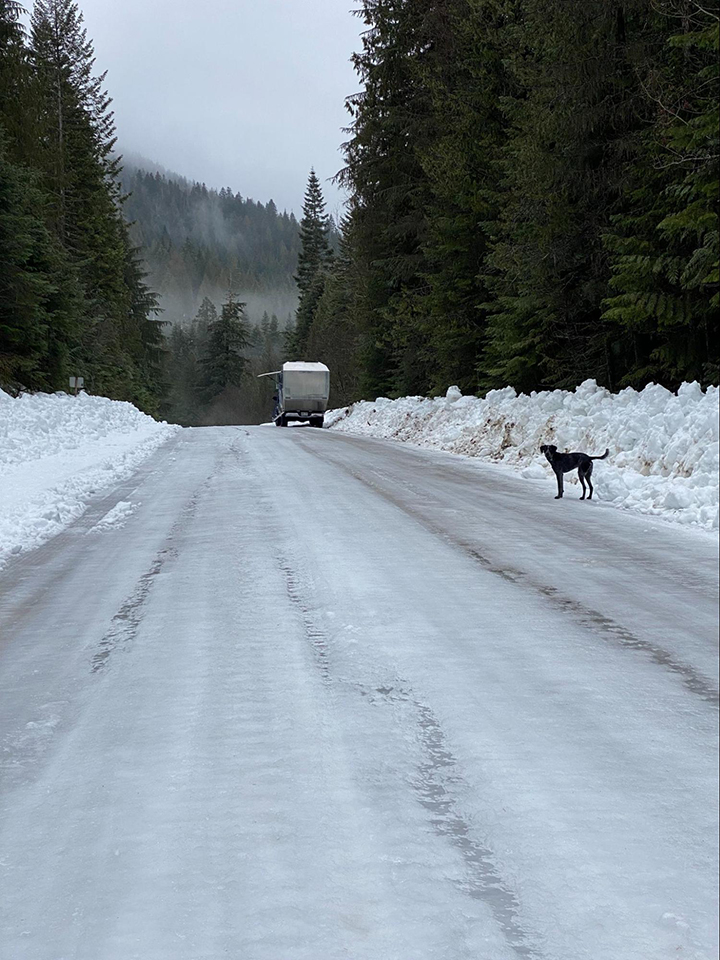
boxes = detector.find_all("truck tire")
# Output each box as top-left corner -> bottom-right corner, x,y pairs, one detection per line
311,416 -> 324,428
276,415 -> 287,427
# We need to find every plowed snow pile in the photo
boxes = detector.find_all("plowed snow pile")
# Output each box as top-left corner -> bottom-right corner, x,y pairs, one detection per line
0,390 -> 179,567
327,380 -> 719,530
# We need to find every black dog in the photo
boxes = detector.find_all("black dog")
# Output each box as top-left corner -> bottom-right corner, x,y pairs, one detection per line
540,444 -> 609,500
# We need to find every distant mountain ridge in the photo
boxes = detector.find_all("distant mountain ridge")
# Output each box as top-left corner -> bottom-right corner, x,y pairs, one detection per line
118,156 -> 301,326
119,152 -> 182,182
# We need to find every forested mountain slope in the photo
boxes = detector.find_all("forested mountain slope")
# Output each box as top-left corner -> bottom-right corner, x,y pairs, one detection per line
119,159 -> 302,325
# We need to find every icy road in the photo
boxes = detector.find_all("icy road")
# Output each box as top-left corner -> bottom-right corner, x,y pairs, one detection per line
0,426 -> 717,960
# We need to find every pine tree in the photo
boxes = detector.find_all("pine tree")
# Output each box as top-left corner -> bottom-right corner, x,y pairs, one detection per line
602,0 -> 719,387
122,248 -> 165,413
305,219 -> 361,404
410,0 -> 515,395
339,0 -> 444,397
289,169 -> 333,357
0,0 -> 24,45
333,0 -> 716,398
29,0 -> 165,408
30,0 -> 97,241
294,169 -> 333,296
200,292 -> 250,402
0,130 -> 82,391
192,296 -> 217,345
481,0 -> 663,393
0,1 -> 37,159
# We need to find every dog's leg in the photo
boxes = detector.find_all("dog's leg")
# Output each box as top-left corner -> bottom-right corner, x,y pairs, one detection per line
554,468 -> 563,499
579,470 -> 586,500
586,463 -> 594,500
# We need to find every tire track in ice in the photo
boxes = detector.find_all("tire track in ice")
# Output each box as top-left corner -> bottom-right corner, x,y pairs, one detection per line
370,682 -> 542,959
303,443 -> 718,707
91,547 -> 174,672
276,554 -> 331,683
462,545 -> 719,707
91,473 -> 211,673
275,549 -> 543,959
91,433 -> 247,672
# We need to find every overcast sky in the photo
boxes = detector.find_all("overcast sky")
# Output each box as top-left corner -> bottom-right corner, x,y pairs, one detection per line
75,0 -> 363,216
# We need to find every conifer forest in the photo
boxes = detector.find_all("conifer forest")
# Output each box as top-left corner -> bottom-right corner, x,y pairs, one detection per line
1,0 -> 717,425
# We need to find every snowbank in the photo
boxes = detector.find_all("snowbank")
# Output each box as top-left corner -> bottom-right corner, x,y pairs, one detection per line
0,391 -> 180,567
327,380 -> 719,530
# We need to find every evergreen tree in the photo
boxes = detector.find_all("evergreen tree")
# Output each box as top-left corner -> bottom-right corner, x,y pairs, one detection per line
192,296 -> 217,345
163,323 -> 201,426
0,0 -> 24,46
0,129 -> 82,390
4,0 -> 714,413
289,169 -> 333,357
482,0 -> 663,393
200,292 -> 250,402
122,248 -> 165,413
339,0 -> 432,397
410,0 -> 514,394
305,219 -> 361,405
335,0 -> 717,398
0,1 -> 37,160
29,0 -> 165,407
602,0 -> 719,387
294,169 -> 333,296
161,298 -> 217,424
0,1 -> 164,408
30,0 -> 100,242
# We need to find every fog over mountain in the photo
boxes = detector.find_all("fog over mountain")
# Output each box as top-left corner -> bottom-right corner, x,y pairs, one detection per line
61,0 -> 359,215
119,156 -> 303,327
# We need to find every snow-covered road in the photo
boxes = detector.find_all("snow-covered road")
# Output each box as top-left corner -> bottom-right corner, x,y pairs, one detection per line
1,426 -> 717,960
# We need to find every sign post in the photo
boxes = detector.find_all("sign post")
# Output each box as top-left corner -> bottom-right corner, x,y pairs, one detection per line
68,376 -> 84,396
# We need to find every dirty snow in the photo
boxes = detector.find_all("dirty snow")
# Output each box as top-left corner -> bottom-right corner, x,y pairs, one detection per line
327,380 -> 719,529
0,390 -> 179,567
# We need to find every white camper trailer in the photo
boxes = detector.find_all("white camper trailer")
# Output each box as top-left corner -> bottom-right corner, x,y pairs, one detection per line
258,362 -> 330,427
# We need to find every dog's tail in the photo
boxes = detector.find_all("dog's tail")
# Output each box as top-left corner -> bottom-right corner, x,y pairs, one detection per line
591,448 -> 610,460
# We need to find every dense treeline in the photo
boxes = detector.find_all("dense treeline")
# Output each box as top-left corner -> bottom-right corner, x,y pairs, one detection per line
3,0 -> 716,426
0,0 -> 164,411
164,294 -> 286,426
303,0 -> 718,401
286,171 -> 361,406
124,165 -> 349,425
162,170 -> 346,425
119,163 -> 305,326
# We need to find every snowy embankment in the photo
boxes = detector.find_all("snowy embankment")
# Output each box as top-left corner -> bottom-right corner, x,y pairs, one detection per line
327,380 -> 719,530
0,391 -> 179,568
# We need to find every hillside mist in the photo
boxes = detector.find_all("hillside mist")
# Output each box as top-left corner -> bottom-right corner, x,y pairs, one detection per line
119,158 -> 301,327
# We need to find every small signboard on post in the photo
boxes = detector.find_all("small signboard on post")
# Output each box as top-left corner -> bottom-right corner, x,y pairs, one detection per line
69,376 -> 84,396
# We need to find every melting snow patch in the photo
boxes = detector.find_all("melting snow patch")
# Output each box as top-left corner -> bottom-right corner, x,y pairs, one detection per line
0,390 -> 179,567
327,380 -> 719,530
